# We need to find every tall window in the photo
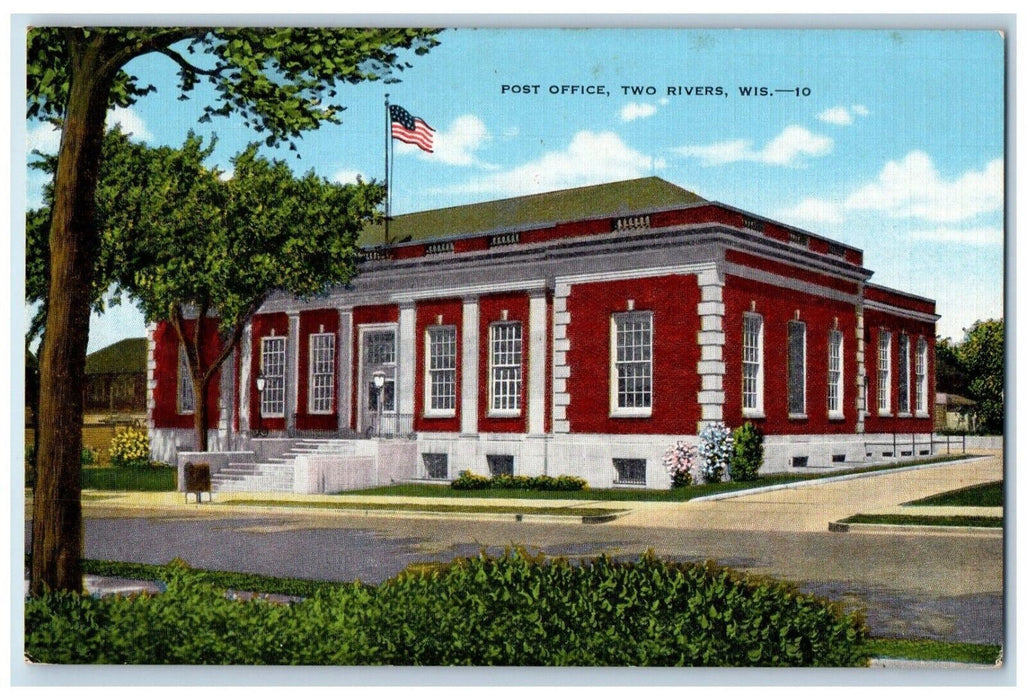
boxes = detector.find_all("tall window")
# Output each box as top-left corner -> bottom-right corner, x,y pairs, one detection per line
611,311 -> 653,415
877,331 -> 891,414
787,320 -> 806,416
308,333 -> 335,414
828,329 -> 843,417
489,322 -> 522,415
426,326 -> 457,415
261,336 -> 286,417
915,337 -> 928,414
177,345 -> 195,414
742,313 -> 764,415
898,334 -> 910,414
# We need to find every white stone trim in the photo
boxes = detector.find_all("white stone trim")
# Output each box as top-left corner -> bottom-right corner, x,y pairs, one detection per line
391,279 -> 547,304
556,261 -> 715,286
146,324 -> 157,432
723,261 -> 859,305
238,321 -> 251,432
460,297 -> 480,434
862,298 -> 941,323
552,282 -> 572,433
528,291 -> 547,435
855,304 -> 865,434
696,265 -> 726,430
285,313 -> 300,430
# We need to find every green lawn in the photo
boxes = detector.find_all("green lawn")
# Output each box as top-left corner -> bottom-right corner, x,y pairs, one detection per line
862,638 -> 1002,665
839,513 -> 1003,528
81,465 -> 176,492
905,480 -> 1004,508
344,453 -> 976,502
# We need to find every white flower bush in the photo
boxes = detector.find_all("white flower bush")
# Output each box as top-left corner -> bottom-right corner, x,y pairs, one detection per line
662,440 -> 698,488
698,422 -> 734,483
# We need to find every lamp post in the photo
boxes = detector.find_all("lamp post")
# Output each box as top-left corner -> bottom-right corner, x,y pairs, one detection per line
372,371 -> 386,438
255,373 -> 267,437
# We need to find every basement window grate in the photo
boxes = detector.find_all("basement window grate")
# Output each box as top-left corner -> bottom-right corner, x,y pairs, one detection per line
423,453 -> 449,480
791,456 -> 809,468
613,458 -> 647,485
832,454 -> 846,463
487,454 -> 515,477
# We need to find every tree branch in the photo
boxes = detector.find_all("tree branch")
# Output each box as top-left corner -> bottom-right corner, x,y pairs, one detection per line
155,46 -> 225,77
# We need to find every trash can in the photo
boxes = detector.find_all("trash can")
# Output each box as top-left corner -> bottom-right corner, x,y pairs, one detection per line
184,462 -> 211,504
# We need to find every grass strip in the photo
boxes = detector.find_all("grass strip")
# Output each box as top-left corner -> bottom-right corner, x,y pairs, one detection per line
904,480 -> 1004,507
79,559 -> 343,598
839,514 -> 1003,528
346,453 -> 978,502
225,499 -> 625,518
81,465 -> 176,492
862,638 -> 1002,665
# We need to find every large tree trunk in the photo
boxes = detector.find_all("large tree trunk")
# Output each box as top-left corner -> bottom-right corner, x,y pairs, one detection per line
192,373 -> 211,453
30,38 -> 113,596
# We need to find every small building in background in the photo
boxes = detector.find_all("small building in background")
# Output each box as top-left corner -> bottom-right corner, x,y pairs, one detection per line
934,392 -> 977,433
84,338 -> 148,421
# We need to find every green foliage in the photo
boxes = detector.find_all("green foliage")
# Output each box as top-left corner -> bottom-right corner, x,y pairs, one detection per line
451,470 -> 589,492
108,427 -> 150,469
81,465 -> 176,492
904,480 -> 1003,508
934,337 -> 968,396
25,551 -> 868,666
861,638 -> 1002,665
80,446 -> 96,466
729,422 -> 764,482
959,319 -> 1004,433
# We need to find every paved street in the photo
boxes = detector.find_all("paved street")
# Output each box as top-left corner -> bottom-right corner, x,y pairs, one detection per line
29,451 -> 1006,644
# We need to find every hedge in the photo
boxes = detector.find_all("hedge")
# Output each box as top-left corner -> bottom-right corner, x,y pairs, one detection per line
451,471 -> 588,492
25,552 -> 868,666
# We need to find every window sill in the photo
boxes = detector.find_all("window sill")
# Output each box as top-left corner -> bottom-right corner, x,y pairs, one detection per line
828,413 -> 845,421
610,410 -> 653,419
878,411 -> 892,418
915,412 -> 930,419
612,481 -> 647,488
788,413 -> 808,421
742,410 -> 766,420
898,412 -> 912,418
423,410 -> 456,419
307,411 -> 336,416
488,411 -> 522,419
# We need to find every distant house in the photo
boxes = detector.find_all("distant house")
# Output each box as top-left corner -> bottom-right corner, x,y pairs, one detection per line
85,338 -> 148,415
934,392 -> 977,433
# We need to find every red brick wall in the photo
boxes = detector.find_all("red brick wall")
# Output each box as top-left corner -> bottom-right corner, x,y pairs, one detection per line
295,308 -> 340,431
565,274 -> 701,434
152,319 -> 222,430
477,292 -> 531,434
723,275 -> 858,434
248,312 -> 289,432
414,298 -> 463,433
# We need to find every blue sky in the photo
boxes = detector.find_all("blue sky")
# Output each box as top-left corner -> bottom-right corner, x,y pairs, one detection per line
24,28 -> 1005,350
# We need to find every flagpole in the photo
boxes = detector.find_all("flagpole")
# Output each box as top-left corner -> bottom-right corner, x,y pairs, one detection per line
384,93 -> 390,245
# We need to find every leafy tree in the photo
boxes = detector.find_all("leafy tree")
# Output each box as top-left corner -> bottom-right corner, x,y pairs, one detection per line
959,319 -> 1004,433
934,336 -> 968,397
26,27 -> 440,595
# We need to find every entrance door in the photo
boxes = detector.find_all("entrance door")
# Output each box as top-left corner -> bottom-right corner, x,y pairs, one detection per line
359,327 -> 397,436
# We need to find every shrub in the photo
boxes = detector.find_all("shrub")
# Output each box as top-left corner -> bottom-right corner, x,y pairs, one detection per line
730,422 -> 764,482
451,471 -> 588,492
25,551 -> 868,666
81,446 -> 96,466
698,422 -> 734,483
663,440 -> 698,488
109,427 -> 150,469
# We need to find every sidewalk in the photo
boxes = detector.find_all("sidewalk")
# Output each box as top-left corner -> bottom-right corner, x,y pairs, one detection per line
61,452 -> 1002,534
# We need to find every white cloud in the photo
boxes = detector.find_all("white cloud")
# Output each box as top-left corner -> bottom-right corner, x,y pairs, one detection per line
817,107 -> 853,125
852,104 -> 870,117
620,102 -> 658,122
775,198 -> 843,225
107,106 -> 153,142
331,169 -> 363,185
27,121 -> 62,154
674,125 -> 833,167
907,225 -> 1003,246
443,130 -> 663,197
844,151 -> 1003,223
397,114 -> 494,168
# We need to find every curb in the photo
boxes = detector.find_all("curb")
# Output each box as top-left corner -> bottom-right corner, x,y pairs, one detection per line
690,455 -> 989,502
828,520 -> 1002,537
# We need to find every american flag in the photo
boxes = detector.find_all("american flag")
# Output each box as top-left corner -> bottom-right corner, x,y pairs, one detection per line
390,104 -> 435,153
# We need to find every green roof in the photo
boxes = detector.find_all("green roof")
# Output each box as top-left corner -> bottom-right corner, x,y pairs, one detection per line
85,338 -> 147,376
358,177 -> 706,246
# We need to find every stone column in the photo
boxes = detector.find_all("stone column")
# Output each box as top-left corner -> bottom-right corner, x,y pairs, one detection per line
460,296 -> 480,435
397,301 -> 417,425
286,312 -> 300,432
551,282 -> 571,433
855,303 -> 866,434
528,290 -> 548,435
238,321 -> 252,434
337,309 -> 353,432
696,266 -> 726,430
